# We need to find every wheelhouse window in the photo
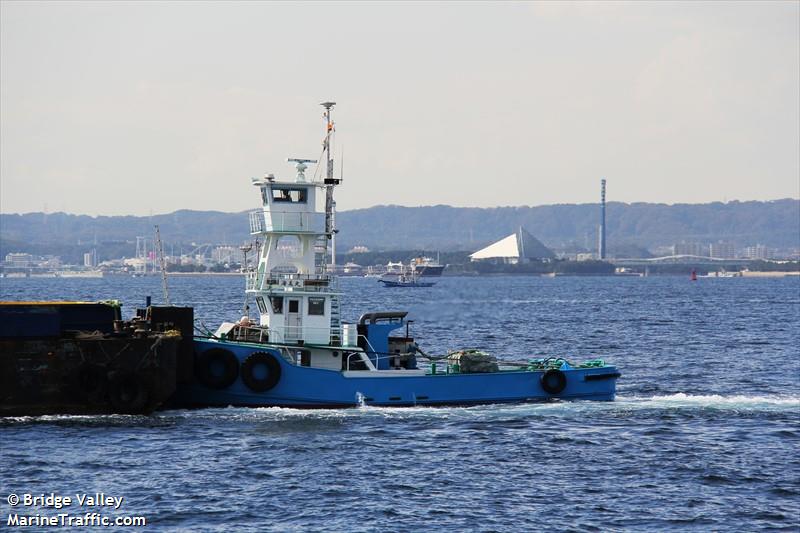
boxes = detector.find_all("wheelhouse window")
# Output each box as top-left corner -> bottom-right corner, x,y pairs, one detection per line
272,187 -> 307,203
269,296 -> 284,314
308,297 -> 325,316
288,299 -> 299,313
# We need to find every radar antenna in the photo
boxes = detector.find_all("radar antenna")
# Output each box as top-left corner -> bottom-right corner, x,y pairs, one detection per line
287,158 -> 317,182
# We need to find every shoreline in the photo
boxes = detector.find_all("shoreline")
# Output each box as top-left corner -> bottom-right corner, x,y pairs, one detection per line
4,270 -> 799,279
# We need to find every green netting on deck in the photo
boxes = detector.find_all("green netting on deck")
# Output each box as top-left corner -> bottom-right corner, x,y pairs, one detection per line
527,357 -> 606,371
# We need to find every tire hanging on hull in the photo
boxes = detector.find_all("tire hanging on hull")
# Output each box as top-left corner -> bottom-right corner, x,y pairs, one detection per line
70,363 -> 108,402
540,369 -> 567,395
107,373 -> 150,414
196,348 -> 239,389
241,352 -> 282,393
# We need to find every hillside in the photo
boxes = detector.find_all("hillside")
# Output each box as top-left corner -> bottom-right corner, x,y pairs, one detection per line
338,200 -> 800,251
1,200 -> 798,260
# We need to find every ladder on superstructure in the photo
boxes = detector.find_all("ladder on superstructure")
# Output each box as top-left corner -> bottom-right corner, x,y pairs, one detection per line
313,234 -> 341,345
329,295 -> 341,345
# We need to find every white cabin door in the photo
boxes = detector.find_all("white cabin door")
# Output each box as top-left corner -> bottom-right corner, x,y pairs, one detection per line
286,298 -> 302,341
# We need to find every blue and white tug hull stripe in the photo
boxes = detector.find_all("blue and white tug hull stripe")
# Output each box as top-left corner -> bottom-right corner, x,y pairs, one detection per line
174,339 -> 620,408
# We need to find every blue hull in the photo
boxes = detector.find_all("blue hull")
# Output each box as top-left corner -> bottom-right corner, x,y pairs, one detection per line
173,339 -> 619,408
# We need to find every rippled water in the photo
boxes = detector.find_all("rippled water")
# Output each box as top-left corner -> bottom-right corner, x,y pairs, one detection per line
2,275 -> 799,531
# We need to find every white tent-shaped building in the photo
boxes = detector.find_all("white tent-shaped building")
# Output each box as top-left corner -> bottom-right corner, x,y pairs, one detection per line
470,227 -> 555,264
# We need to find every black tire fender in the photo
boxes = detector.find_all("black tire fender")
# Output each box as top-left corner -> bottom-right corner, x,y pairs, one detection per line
70,363 -> 108,402
241,352 -> 282,393
196,348 -> 239,389
541,369 -> 567,395
107,373 -> 150,414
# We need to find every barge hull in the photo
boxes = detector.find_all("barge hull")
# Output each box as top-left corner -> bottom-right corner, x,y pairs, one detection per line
0,302 -> 181,417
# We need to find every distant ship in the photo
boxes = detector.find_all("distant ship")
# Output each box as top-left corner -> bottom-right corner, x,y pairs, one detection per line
699,269 -> 743,278
410,256 -> 446,277
379,267 -> 436,288
379,274 -> 436,288
364,257 -> 445,279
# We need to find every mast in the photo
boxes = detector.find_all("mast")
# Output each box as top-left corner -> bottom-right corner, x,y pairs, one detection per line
154,225 -> 170,305
321,101 -> 338,273
331,199 -> 337,271
239,243 -> 252,316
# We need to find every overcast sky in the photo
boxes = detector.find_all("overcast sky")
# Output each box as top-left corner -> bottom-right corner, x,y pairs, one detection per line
1,1 -> 798,216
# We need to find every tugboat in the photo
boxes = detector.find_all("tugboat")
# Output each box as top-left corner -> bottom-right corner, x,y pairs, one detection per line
175,103 -> 620,408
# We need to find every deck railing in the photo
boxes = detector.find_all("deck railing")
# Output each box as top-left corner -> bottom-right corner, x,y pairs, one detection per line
216,328 -> 416,372
246,272 -> 334,292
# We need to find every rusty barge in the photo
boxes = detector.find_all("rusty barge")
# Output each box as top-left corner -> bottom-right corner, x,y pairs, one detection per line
0,301 -> 191,416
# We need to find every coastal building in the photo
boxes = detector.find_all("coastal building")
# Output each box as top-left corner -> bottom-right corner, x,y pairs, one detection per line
83,249 -> 97,268
709,241 -> 736,259
741,244 -> 772,260
4,253 -> 33,268
598,178 -> 607,260
98,259 -> 125,269
672,242 -> 707,257
178,255 -> 201,266
123,257 -> 148,271
470,227 -> 555,264
40,255 -> 62,269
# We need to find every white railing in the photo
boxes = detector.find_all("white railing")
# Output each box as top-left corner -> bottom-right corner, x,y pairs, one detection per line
346,351 -> 377,371
249,210 -> 325,234
249,211 -> 265,234
246,272 -> 333,292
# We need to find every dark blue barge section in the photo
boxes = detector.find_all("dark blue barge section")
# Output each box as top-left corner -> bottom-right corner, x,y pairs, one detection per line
0,302 -> 189,416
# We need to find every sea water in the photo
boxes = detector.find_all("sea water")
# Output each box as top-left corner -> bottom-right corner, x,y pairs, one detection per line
1,275 -> 798,531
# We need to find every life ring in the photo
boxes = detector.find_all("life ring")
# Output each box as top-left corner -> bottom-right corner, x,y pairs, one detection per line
196,348 -> 239,389
107,372 -> 150,414
541,369 -> 567,395
241,352 -> 282,393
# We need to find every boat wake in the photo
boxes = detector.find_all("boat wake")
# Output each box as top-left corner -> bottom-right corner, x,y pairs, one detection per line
627,392 -> 800,408
3,393 -> 797,426
181,393 -> 800,420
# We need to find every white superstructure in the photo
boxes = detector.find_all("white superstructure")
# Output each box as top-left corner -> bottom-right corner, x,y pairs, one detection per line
244,103 -> 341,346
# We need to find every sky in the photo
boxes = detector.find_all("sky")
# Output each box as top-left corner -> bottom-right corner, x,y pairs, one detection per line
1,1 -> 798,216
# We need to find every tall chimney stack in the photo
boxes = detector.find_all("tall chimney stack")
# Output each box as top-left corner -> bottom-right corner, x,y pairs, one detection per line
599,179 -> 607,260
